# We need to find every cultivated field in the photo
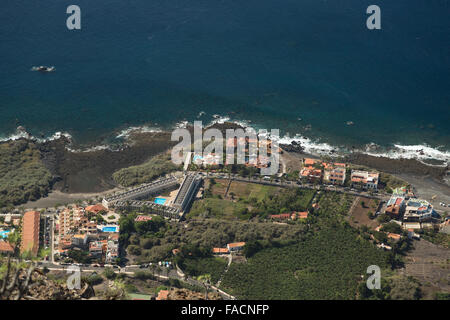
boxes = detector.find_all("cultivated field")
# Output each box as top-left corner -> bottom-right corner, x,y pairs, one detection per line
403,239 -> 450,299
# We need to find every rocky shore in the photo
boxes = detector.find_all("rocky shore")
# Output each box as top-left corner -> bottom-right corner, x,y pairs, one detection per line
38,131 -> 175,193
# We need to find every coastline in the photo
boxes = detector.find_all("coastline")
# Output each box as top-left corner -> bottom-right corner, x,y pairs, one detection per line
1,119 -> 448,210
2,116 -> 450,165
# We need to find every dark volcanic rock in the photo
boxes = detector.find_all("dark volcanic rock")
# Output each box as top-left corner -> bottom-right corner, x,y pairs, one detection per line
280,141 -> 304,153
38,132 -> 175,193
345,153 -> 448,179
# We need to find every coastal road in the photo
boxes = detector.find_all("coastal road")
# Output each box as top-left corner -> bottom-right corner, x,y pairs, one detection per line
200,171 -> 389,201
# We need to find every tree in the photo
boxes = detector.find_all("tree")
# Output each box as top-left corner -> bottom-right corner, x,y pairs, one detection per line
103,267 -> 116,280
243,240 -> 262,258
197,274 -> 212,300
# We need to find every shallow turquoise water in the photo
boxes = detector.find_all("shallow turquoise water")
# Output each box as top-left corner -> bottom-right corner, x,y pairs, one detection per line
154,198 -> 167,205
102,226 -> 118,232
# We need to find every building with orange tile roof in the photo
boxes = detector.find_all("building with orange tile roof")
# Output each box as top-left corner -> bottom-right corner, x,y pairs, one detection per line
0,240 -> 14,253
21,211 -> 40,256
227,242 -> 246,251
135,215 -> 153,222
85,204 -> 107,214
387,233 -> 401,241
323,163 -> 346,185
212,247 -> 229,254
300,158 -> 324,182
270,213 -> 291,220
296,211 -> 308,219
304,158 -> 319,166
385,196 -> 406,218
351,170 -> 379,190
156,290 -> 169,300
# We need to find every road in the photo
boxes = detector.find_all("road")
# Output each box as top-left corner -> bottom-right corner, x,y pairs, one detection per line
36,261 -> 235,300
201,171 -> 389,201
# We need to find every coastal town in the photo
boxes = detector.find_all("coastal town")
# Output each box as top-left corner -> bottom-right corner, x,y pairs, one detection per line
1,135 -> 449,300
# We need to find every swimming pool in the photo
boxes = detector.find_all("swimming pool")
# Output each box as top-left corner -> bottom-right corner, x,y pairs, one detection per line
0,230 -> 11,239
154,197 -> 167,205
102,226 -> 118,233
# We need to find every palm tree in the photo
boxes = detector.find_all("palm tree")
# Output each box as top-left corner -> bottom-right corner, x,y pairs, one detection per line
155,266 -> 162,279
197,274 -> 212,300
149,264 -> 156,277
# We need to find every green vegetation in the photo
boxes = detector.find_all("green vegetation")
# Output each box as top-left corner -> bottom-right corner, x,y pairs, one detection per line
315,191 -> 354,217
112,153 -> 179,187
103,267 -> 116,280
119,206 -> 306,263
435,292 -> 450,300
84,273 -> 104,286
379,174 -> 408,193
176,245 -> 228,284
67,249 -> 92,264
380,222 -> 403,234
358,274 -> 422,300
189,181 -> 315,220
420,229 -> 450,248
188,198 -> 249,220
221,224 -> 391,299
0,140 -> 52,207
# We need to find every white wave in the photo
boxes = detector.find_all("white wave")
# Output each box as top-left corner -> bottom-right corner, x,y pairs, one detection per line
197,111 -> 206,118
0,131 -> 31,142
174,121 -> 189,129
0,130 -> 72,143
365,143 -> 450,164
115,125 -> 162,139
278,134 -> 337,156
208,115 -> 230,125
36,131 -> 72,143
66,144 -> 120,153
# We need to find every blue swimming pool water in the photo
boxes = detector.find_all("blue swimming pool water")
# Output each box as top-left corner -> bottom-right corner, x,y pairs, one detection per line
154,198 -> 167,205
102,226 -> 118,233
0,230 -> 11,239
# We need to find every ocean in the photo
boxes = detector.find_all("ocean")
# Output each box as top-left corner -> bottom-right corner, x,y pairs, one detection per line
0,0 -> 449,160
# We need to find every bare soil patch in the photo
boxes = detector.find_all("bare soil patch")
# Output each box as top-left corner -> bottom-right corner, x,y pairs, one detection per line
348,197 -> 381,230
403,239 -> 450,299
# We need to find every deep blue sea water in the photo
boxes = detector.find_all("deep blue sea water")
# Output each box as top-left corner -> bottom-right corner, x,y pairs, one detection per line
0,0 -> 449,151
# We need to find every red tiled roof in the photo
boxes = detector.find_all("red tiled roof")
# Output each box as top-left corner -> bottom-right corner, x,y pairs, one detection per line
0,241 -> 14,253
297,211 -> 308,219
156,290 -> 169,300
135,215 -> 153,222
270,213 -> 291,219
227,242 -> 246,248
85,204 -> 107,214
387,233 -> 401,241
304,158 -> 318,166
212,248 -> 229,254
21,211 -> 40,256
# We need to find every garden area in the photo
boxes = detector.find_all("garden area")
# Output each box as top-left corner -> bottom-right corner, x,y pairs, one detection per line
189,180 -> 315,220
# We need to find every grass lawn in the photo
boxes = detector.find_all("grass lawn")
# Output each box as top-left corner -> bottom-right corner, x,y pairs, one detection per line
189,180 -> 282,219
228,181 -> 281,202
